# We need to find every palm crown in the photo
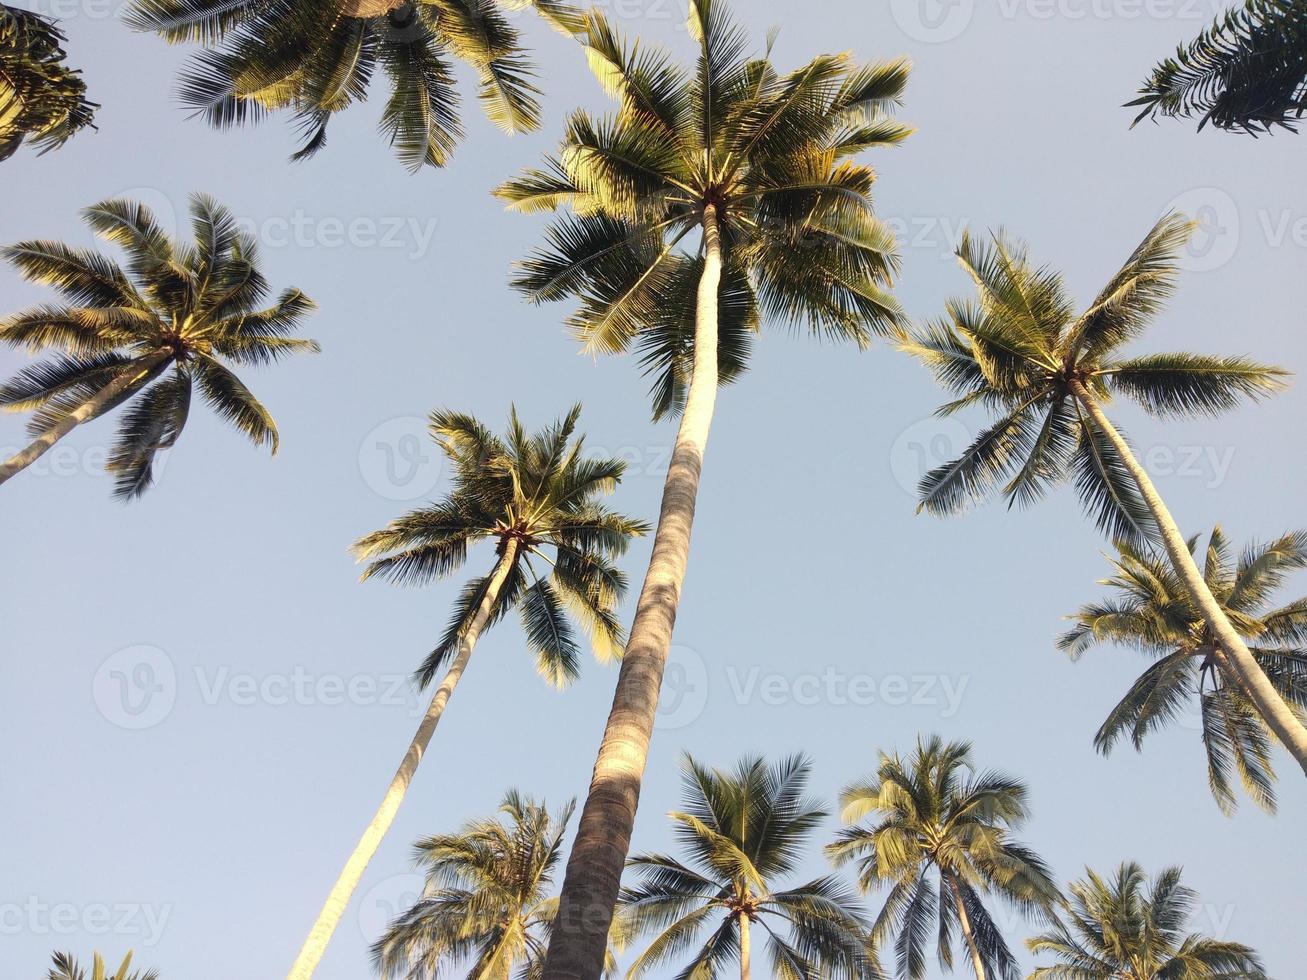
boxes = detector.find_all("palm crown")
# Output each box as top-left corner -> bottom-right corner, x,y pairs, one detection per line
1128,0 -> 1307,134
1027,863 -> 1267,980
902,213 -> 1288,544
353,405 -> 648,688
46,952 -> 158,980
617,753 -> 875,980
497,0 -> 911,417
123,0 -> 583,171
373,791 -> 614,980
826,736 -> 1059,980
0,5 -> 97,160
0,195 -> 318,498
1061,527 -> 1307,814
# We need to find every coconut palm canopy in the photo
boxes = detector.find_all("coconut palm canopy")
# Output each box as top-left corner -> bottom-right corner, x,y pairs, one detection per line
827,736 -> 1060,980
373,792 -> 617,980
498,0 -> 913,418
617,754 -> 877,980
901,213 -> 1289,545
123,0 -> 585,170
46,951 -> 158,980
0,5 -> 97,160
1062,527 -> 1307,814
1128,0 -> 1307,134
1027,863 -> 1268,980
353,405 -> 649,688
0,195 -> 318,498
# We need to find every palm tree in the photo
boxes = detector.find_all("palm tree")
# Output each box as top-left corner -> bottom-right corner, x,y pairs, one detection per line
0,5 -> 97,160
1060,527 -> 1307,814
826,736 -> 1059,980
617,754 -> 876,980
374,791 -> 618,980
0,195 -> 318,498
46,951 -> 158,980
498,5 -> 911,971
1027,863 -> 1267,980
1128,0 -> 1307,134
899,213 -> 1307,776
123,0 -> 584,171
286,406 -> 646,980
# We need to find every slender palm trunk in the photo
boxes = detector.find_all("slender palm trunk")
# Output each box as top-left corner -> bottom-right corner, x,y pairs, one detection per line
286,540 -> 520,980
0,351 -> 168,488
1073,382 -> 1307,776
541,206 -> 724,980
946,874 -> 987,980
739,912 -> 751,980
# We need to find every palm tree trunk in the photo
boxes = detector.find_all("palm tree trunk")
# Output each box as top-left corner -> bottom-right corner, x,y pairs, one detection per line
739,912 -> 751,980
0,351 -> 169,488
286,540 -> 521,980
541,205 -> 724,980
1073,382 -> 1307,776
946,874 -> 987,980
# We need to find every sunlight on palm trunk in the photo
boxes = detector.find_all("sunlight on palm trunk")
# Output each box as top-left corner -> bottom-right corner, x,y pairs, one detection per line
286,541 -> 520,980
0,350 -> 168,487
947,874 -> 987,980
738,911 -> 750,980
544,207 -> 722,979
1073,382 -> 1307,775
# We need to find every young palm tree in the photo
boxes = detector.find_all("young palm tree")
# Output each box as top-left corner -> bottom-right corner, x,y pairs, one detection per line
0,5 -> 97,160
374,791 -> 618,980
498,5 -> 911,971
123,0 -> 584,171
899,213 -> 1307,776
286,406 -> 646,980
1061,527 -> 1307,814
1128,0 -> 1307,134
1027,863 -> 1267,980
0,195 -> 317,498
617,754 -> 876,980
826,736 -> 1059,980
46,951 -> 158,980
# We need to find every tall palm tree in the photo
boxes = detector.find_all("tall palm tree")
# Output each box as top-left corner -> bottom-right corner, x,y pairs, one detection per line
1027,863 -> 1267,980
1060,527 -> 1307,814
1128,0 -> 1307,134
374,791 -> 618,980
899,213 -> 1307,776
123,0 -> 584,171
286,406 -> 646,980
0,5 -> 97,160
0,195 -> 317,498
498,5 -> 911,971
46,951 -> 158,980
826,736 -> 1059,980
617,754 -> 876,980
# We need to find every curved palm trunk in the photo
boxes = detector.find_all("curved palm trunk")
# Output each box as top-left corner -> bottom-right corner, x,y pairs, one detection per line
1073,382 -> 1307,776
541,206 -> 724,980
946,873 -> 987,980
286,540 -> 521,980
739,913 -> 751,980
0,351 -> 169,488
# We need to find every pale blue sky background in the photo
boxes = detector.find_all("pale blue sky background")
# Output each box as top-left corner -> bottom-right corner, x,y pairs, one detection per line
2,1 -> 1305,977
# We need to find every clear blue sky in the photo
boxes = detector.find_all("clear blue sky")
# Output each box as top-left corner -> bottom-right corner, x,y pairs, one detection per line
2,1 -> 1305,977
